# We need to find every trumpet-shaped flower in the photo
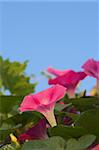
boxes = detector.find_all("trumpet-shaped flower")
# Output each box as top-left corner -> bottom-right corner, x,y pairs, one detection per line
48,70 -> 87,98
47,67 -> 72,77
82,58 -> 99,80
19,85 -> 66,127
18,119 -> 48,143
82,58 -> 99,96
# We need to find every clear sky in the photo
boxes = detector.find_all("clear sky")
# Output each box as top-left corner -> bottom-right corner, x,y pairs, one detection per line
0,0 -> 99,94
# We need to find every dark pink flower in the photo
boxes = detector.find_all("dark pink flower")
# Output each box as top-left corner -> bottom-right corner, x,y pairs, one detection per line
47,67 -> 72,77
82,58 -> 99,96
82,58 -> 99,80
48,70 -> 87,98
18,119 -> 48,143
19,85 -> 66,127
91,144 -> 99,150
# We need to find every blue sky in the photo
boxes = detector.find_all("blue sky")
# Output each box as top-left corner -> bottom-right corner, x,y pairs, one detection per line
0,0 -> 99,93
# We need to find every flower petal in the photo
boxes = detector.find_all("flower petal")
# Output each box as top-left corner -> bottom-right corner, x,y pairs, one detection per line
19,85 -> 66,113
18,119 -> 48,142
47,67 -> 72,76
82,58 -> 99,80
48,71 -> 86,89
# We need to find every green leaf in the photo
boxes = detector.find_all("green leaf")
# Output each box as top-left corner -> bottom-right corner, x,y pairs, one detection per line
0,96 -> 23,114
55,103 -> 70,111
75,108 -> 99,138
48,125 -> 87,140
0,129 -> 14,141
56,111 -> 79,122
0,112 -> 42,141
0,111 -> 42,130
66,134 -> 96,150
21,136 -> 66,150
21,135 -> 96,150
64,97 -> 99,111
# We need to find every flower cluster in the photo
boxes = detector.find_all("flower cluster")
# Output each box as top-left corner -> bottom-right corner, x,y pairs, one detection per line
47,58 -> 99,98
18,58 -> 99,149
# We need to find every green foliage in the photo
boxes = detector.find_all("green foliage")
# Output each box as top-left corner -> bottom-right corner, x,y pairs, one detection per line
64,97 -> 99,112
48,125 -> 87,140
55,103 -> 71,111
0,112 -> 42,141
66,134 -> 96,150
0,56 -> 99,149
21,136 -> 66,150
0,95 -> 99,148
0,111 -> 42,130
0,96 -> 23,127
0,96 -> 23,114
21,135 -> 96,150
0,96 -> 42,141
75,108 -> 99,138
0,56 -> 36,95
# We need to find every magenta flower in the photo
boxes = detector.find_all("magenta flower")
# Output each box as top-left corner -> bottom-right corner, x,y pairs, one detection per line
91,144 -> 99,150
48,70 -> 87,98
19,85 -> 66,127
47,67 -> 72,77
82,58 -> 99,80
18,119 -> 48,143
82,58 -> 99,96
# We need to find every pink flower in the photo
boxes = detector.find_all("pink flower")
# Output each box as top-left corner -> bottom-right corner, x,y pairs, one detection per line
91,144 -> 99,150
48,70 -> 87,98
82,58 -> 99,80
18,119 -> 48,143
19,85 -> 66,127
47,67 -> 72,77
82,58 -> 99,96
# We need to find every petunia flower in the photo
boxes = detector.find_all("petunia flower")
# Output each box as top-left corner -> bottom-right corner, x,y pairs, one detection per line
18,119 -> 48,143
47,66 -> 72,77
48,70 -> 87,98
82,58 -> 99,96
19,85 -> 66,127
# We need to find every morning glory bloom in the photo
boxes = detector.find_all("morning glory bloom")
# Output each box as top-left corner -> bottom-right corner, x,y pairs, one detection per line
19,85 -> 66,127
48,70 -> 86,98
18,119 -> 48,143
82,58 -> 99,96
